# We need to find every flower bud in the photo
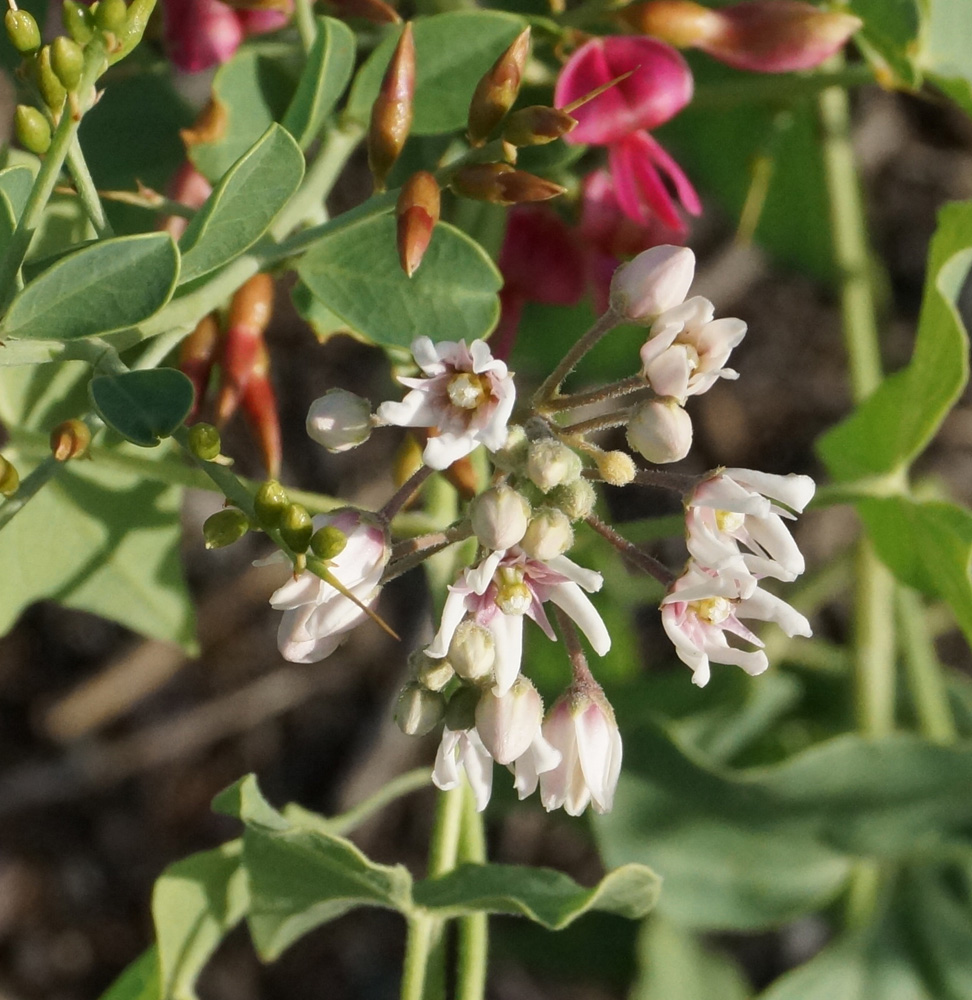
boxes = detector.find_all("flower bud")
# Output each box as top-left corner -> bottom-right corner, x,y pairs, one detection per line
254,479 -> 288,527
448,620 -> 496,684
178,313 -> 220,421
280,502 -> 313,553
396,170 -> 440,277
503,106 -> 577,147
113,0 -> 158,62
491,424 -> 529,473
626,397 -> 692,464
239,352 -> 281,480
187,422 -> 221,461
63,1 -> 95,44
203,507 -> 250,549
547,477 -> 597,521
51,36 -> 84,90
467,27 -> 530,147
306,389 -> 373,453
33,46 -> 65,110
50,418 -> 91,461
475,676 -> 542,765
94,0 -> 128,33
469,485 -> 530,552
396,682 -> 446,736
594,449 -> 636,486
450,163 -> 565,206
367,22 -> 414,192
309,524 -> 348,560
520,507 -> 573,561
526,439 -> 582,493
619,1 -> 721,47
15,105 -> 51,155
609,245 -> 695,322
5,9 -> 41,54
445,684 -> 480,732
0,456 -> 20,497
410,648 -> 454,692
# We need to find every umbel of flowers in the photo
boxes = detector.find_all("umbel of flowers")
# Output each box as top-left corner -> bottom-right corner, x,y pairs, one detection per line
249,244 -> 815,815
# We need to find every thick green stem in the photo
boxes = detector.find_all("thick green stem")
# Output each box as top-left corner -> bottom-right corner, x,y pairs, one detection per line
294,0 -> 317,51
852,540 -> 896,737
456,784 -> 488,1000
66,136 -> 113,238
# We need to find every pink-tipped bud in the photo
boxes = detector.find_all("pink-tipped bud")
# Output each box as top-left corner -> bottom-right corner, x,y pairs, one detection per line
609,244 -> 695,322
467,27 -> 532,147
306,389 -> 373,453
626,397 -> 692,464
368,23 -> 415,191
503,105 -> 578,147
470,485 -> 531,552
397,170 -> 441,277
628,0 -> 862,74
450,163 -> 566,206
475,676 -> 543,765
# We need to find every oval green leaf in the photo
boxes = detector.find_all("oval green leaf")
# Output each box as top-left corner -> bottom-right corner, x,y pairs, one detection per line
282,16 -> 356,148
3,232 -> 179,341
0,164 -> 34,219
89,368 -> 195,447
179,124 -> 305,284
345,12 -> 526,135
296,215 -> 501,348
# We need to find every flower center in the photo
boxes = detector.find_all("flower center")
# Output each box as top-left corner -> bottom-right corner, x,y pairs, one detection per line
447,372 -> 489,410
495,567 -> 532,615
688,596 -> 732,626
715,509 -> 745,533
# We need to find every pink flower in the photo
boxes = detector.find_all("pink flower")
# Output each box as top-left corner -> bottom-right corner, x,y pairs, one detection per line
376,337 -> 515,470
269,510 -> 389,663
660,561 -> 812,687
427,549 -> 610,697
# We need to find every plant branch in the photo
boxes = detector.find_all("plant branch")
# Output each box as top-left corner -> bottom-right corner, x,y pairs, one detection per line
584,514 -> 676,586
532,309 -> 622,408
65,136 -> 113,238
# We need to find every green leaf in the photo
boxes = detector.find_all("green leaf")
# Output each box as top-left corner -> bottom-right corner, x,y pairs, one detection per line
856,496 -> 972,647
152,843 -> 249,1000
345,12 -> 525,134
630,916 -> 750,1000
297,215 -> 501,348
96,948 -> 161,1000
89,369 -> 195,447
179,124 -> 304,284
413,862 -> 660,930
211,773 -> 290,831
847,0 -> 923,88
817,200 -> 972,481
0,164 -> 34,218
282,16 -> 356,147
596,725 -> 972,931
2,232 -> 179,341
919,0 -> 972,116
189,49 -> 299,181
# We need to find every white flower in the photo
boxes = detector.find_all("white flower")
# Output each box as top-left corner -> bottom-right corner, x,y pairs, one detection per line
427,549 -> 610,697
609,245 -> 695,323
626,397 -> 693,464
269,510 -> 389,664
470,485 -> 531,552
660,561 -> 812,687
376,337 -> 515,470
306,389 -> 373,452
686,468 -> 816,585
539,689 -> 623,816
432,726 -> 494,811
639,296 -> 747,403
475,677 -> 544,765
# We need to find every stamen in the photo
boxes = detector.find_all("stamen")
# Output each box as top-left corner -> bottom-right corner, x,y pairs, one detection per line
689,596 -> 732,626
447,372 -> 489,409
715,509 -> 745,533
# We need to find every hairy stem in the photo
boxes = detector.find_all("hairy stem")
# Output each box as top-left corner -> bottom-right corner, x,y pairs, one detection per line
585,514 -> 675,587
532,309 -> 622,408
540,375 -> 647,413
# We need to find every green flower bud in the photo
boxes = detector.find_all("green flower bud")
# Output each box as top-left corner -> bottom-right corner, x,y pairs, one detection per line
444,684 -> 480,732
51,36 -> 84,90
34,46 -> 66,110
203,508 -> 250,549
280,503 -> 313,553
395,682 -> 446,737
309,524 -> 348,560
112,0 -> 154,61
94,0 -> 128,32
409,648 -> 454,692
0,455 -> 20,497
491,424 -> 529,473
63,1 -> 95,44
547,478 -> 597,521
15,105 -> 50,154
187,422 -> 221,462
254,479 -> 288,528
5,9 -> 41,54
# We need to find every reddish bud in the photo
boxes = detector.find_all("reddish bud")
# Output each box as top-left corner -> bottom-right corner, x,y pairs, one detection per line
216,273 -> 275,426
368,23 -> 415,191
240,346 -> 282,479
450,163 -> 565,206
50,419 -> 91,461
467,27 -> 531,147
503,106 -> 577,147
326,0 -> 400,24
396,170 -> 440,277
165,162 -> 213,240
179,312 -> 222,423
619,1 -> 721,47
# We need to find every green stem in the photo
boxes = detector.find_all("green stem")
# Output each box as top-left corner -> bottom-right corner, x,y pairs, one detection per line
456,784 -> 487,1000
66,136 -> 113,238
533,309 -> 622,408
852,539 -> 896,737
294,0 -> 317,51
692,66 -> 875,111
897,586 -> 957,744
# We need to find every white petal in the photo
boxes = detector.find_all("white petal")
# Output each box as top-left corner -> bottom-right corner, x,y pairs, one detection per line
490,613 -> 524,696
427,587 -> 469,658
545,555 -> 603,593
548,583 -> 611,656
